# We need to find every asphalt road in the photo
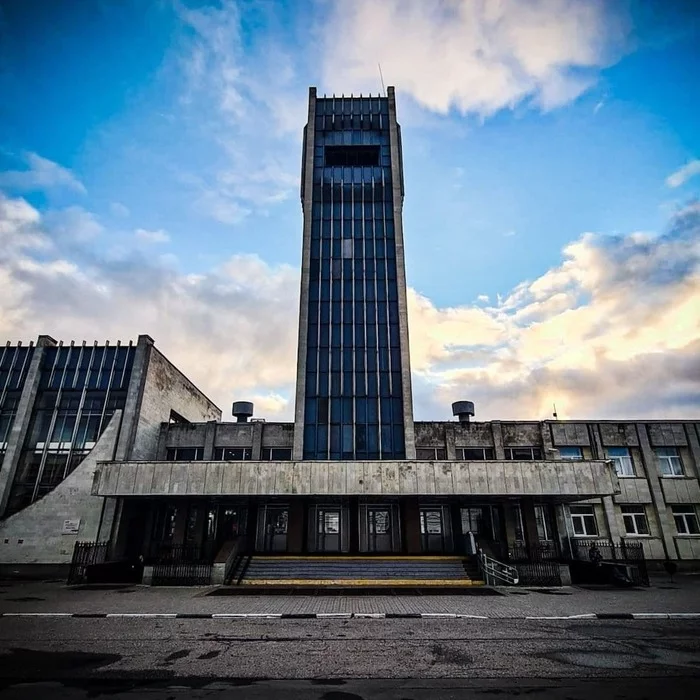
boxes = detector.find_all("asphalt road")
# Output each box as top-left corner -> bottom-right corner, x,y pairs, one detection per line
0,617 -> 698,698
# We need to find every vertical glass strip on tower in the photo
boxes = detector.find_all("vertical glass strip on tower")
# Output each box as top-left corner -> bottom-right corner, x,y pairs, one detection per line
294,88 -> 415,461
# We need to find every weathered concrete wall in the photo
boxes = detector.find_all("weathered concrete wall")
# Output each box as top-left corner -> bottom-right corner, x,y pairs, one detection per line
163,423 -> 208,449
598,423 -> 639,447
453,423 -> 494,447
550,423 -> 591,447
414,422 -> 447,447
0,412 -> 121,565
260,423 -> 294,447
95,459 -> 619,498
647,423 -> 688,447
502,423 -> 542,446
213,423 -> 255,447
129,347 -> 221,461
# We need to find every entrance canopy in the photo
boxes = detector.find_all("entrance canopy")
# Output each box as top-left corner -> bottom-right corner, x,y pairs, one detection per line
94,459 -> 619,500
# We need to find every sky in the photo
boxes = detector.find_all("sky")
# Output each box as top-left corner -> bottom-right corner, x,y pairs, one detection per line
0,0 -> 699,422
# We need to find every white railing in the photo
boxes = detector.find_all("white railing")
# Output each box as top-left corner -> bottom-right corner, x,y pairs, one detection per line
477,547 -> 519,586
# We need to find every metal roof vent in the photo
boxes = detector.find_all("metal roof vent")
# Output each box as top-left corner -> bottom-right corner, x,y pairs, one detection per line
232,401 -> 254,422
452,401 -> 475,423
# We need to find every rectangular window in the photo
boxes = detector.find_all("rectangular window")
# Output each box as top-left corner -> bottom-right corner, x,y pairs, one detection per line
213,447 -> 252,461
166,447 -> 204,461
416,447 -> 447,460
535,505 -> 554,541
569,505 -> 598,537
559,446 -> 583,460
261,448 -> 292,461
655,447 -> 684,476
458,447 -> 495,460
621,505 -> 650,536
325,145 -> 380,167
605,447 -> 635,477
672,506 -> 700,535
504,447 -> 543,460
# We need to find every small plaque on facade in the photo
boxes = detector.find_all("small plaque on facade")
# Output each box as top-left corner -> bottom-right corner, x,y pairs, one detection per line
62,519 -> 81,535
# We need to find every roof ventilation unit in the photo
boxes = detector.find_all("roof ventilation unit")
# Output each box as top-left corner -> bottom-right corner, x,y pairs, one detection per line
452,401 -> 475,423
232,401 -> 254,422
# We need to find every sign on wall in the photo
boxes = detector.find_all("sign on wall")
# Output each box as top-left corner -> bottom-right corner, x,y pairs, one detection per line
62,519 -> 81,535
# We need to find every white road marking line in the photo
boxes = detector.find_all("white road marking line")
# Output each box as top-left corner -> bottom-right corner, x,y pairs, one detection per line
105,613 -> 178,618
353,613 -> 385,618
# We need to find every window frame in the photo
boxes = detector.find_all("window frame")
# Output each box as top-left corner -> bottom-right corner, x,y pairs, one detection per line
621,505 -> 650,536
558,446 -> 583,460
415,447 -> 447,460
569,504 -> 598,537
165,446 -> 204,461
458,447 -> 495,460
605,447 -> 635,477
671,506 -> 700,535
504,446 -> 543,461
214,447 -> 253,461
655,447 -> 684,477
261,447 -> 293,461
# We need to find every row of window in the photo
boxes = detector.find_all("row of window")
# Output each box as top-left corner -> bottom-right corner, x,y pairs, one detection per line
415,445 -> 689,477
315,97 -> 390,117
311,218 -> 396,240
569,504 -> 700,537
165,447 -> 294,462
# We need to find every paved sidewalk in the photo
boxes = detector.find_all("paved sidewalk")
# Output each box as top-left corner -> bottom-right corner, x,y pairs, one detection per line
0,575 -> 698,618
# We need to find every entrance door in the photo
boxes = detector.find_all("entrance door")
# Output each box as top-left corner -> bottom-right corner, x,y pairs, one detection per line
316,507 -> 342,552
420,506 -> 451,553
367,507 -> 393,552
262,506 -> 288,553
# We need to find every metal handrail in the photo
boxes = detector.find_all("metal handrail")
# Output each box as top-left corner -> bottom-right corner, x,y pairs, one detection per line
477,547 -> 519,585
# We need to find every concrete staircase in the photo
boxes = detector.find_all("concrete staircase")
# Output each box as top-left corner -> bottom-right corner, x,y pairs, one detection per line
236,556 -> 483,587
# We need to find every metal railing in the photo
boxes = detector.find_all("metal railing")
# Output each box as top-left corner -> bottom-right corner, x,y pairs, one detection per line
67,541 -> 110,585
477,547 -> 519,586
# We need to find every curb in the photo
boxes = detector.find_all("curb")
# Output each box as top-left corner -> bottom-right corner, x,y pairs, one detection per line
0,612 -> 698,620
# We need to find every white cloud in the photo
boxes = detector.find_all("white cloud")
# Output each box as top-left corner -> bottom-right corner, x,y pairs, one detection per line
2,194 -> 698,422
0,194 -> 299,420
322,0 -> 629,116
110,202 -> 130,217
0,152 -> 86,194
477,294 -> 489,303
135,228 -> 170,244
666,159 -> 700,188
43,206 -> 103,243
175,0 -> 305,223
408,203 -> 700,419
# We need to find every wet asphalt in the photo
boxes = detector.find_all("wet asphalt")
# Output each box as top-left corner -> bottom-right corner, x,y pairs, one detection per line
0,617 -> 698,698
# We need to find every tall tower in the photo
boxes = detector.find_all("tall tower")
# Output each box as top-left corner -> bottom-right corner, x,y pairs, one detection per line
293,87 -> 415,460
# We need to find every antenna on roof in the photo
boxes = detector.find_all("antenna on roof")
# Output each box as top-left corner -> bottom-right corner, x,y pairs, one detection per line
378,63 -> 386,96
552,403 -> 558,420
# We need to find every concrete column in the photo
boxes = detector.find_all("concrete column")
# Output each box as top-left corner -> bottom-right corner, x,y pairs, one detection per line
540,422 -> 556,459
203,421 -> 217,461
491,422 -> 505,460
387,86 -> 416,460
114,335 -> 154,462
636,423 -> 677,560
684,423 -> 700,478
588,424 -> 604,459
287,500 -> 305,553
445,424 -> 457,460
251,421 -> 264,461
503,503 -> 519,546
553,504 -> 572,558
0,335 -> 56,517
601,496 -> 622,541
155,424 -> 169,461
521,499 -> 540,551
403,498 -> 421,554
292,88 -> 317,461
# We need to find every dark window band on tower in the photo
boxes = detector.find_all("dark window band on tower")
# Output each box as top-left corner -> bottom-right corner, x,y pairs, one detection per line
325,146 -> 380,167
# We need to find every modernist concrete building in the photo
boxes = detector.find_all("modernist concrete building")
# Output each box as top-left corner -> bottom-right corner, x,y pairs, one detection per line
1,88 -> 699,582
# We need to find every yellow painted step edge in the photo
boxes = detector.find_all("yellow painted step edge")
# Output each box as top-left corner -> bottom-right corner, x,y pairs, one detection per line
240,579 -> 485,586
248,556 -> 466,561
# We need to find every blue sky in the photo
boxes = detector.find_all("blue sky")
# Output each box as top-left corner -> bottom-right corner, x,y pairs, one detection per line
1,0 -> 699,421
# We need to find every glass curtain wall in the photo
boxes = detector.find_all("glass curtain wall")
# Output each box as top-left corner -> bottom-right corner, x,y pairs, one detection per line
6,342 -> 135,515
0,344 -> 35,469
303,96 -> 404,460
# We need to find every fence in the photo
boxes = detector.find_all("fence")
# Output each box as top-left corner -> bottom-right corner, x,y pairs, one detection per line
508,542 -> 560,562
569,539 -> 649,586
150,543 -> 214,586
67,541 -> 110,585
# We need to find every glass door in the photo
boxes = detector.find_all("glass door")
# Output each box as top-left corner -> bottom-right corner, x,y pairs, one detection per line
367,507 -> 393,552
420,506 -> 453,553
316,507 -> 342,552
262,506 -> 288,553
